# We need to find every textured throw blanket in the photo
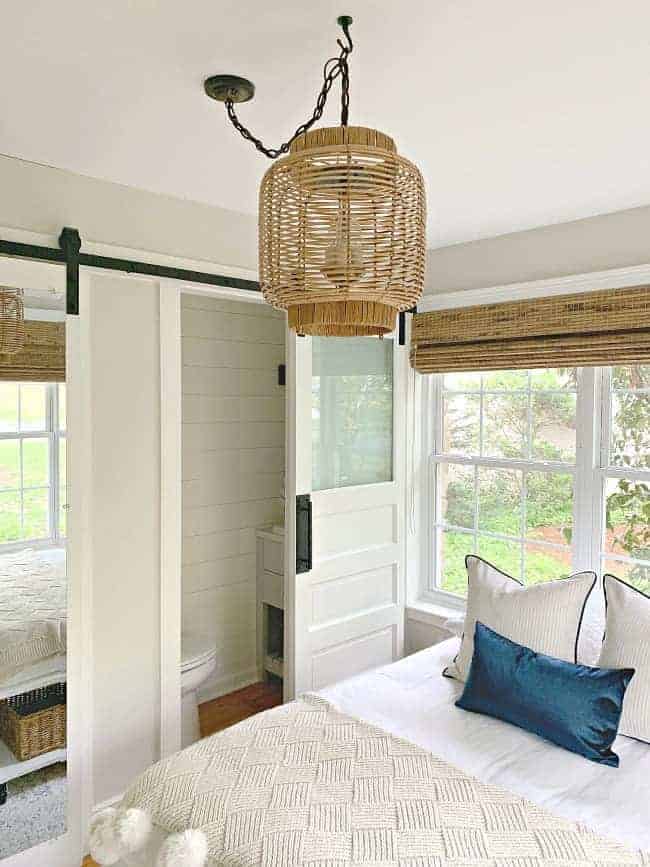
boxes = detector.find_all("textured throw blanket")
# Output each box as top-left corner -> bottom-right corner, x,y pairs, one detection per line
119,695 -> 649,866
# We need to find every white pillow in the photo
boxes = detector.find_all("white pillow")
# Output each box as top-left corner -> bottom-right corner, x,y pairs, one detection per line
598,574 -> 650,743
577,575 -> 607,665
444,555 -> 596,682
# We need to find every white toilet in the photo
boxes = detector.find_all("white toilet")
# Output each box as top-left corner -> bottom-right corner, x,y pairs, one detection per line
181,633 -> 218,748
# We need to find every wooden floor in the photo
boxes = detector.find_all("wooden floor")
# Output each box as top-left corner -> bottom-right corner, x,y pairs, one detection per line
82,681 -> 282,867
199,679 -> 282,737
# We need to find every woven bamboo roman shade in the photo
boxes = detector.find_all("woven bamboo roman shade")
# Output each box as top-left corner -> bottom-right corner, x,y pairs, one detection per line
0,321 -> 65,382
410,285 -> 650,373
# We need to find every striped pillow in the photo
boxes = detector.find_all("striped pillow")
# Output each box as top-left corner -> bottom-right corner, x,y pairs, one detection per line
444,555 -> 596,683
599,575 -> 650,743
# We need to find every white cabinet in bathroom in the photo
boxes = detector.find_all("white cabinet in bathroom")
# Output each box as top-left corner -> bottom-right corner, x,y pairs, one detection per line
256,527 -> 285,683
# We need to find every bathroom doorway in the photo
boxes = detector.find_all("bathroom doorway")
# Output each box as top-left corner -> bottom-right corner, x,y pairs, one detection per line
161,281 -> 287,752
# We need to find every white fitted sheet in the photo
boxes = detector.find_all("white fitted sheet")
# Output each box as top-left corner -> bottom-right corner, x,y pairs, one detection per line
319,637 -> 650,853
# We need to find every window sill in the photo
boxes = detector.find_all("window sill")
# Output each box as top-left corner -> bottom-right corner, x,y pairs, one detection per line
406,597 -> 465,630
0,538 -> 64,554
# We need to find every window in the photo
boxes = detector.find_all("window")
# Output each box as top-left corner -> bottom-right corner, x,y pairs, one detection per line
426,365 -> 650,599
312,337 -> 393,491
0,382 -> 66,545
602,366 -> 650,594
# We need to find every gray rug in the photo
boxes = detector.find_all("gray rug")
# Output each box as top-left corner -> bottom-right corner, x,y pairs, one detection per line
0,762 -> 67,858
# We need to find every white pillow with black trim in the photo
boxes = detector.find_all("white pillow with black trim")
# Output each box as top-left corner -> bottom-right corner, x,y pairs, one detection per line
598,574 -> 650,743
444,555 -> 597,683
577,574 -> 607,665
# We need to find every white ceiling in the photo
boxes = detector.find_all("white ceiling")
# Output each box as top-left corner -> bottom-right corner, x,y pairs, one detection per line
2,0 -> 650,248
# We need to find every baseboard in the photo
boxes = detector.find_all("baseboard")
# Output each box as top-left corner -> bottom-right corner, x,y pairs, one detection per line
197,666 -> 261,704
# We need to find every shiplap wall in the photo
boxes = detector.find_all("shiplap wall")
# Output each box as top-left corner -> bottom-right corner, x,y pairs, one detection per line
181,293 -> 285,700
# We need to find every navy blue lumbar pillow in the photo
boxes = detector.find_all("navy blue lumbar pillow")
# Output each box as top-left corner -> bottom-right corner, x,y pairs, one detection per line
456,621 -> 634,767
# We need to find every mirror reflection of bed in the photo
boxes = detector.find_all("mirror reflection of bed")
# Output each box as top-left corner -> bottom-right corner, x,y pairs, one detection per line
0,285 -> 67,859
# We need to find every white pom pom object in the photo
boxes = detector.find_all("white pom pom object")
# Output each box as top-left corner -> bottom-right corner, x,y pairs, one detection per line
89,806 -> 153,864
156,829 -> 209,867
89,808 -> 122,866
115,808 -> 152,854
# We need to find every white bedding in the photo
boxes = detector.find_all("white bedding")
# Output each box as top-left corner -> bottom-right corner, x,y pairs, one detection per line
0,546 -> 66,629
0,547 -> 67,693
319,637 -> 650,853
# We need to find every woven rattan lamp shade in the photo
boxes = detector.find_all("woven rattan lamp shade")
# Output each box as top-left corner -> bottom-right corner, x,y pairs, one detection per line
411,285 -> 650,373
259,126 -> 426,336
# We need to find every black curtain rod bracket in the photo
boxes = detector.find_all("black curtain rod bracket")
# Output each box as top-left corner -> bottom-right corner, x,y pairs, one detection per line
398,306 -> 417,346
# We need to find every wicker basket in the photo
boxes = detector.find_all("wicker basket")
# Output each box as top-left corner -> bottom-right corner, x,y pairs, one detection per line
0,683 -> 66,762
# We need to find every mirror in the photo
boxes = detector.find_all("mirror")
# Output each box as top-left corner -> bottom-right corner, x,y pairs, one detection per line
0,286 -> 68,857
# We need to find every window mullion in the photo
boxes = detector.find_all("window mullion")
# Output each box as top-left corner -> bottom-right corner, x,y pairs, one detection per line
49,384 -> 59,543
522,372 -> 532,582
595,368 -> 612,578
19,440 -> 24,539
473,465 -> 479,554
599,367 -> 612,470
428,376 -> 442,592
435,377 -> 445,589
521,471 -> 527,582
573,367 -> 600,574
479,375 -> 484,457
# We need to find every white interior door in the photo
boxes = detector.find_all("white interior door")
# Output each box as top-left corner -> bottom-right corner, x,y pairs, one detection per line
285,329 -> 407,699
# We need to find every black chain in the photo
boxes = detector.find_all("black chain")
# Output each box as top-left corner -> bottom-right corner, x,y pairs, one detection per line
225,19 -> 353,159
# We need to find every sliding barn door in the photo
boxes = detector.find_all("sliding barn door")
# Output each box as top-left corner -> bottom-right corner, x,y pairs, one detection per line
284,330 -> 407,699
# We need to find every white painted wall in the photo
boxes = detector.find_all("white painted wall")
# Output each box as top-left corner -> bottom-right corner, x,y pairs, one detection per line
0,154 -> 257,271
425,203 -> 650,294
404,609 -> 452,655
181,294 -> 285,700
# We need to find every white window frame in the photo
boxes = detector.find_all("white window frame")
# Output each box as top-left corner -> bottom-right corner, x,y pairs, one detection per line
419,363 -> 650,607
0,382 -> 66,550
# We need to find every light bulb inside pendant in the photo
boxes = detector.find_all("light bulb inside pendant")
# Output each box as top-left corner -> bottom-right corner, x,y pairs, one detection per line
320,202 -> 366,287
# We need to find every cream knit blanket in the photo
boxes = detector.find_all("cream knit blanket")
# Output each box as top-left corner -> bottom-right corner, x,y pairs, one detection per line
122,695 -> 649,866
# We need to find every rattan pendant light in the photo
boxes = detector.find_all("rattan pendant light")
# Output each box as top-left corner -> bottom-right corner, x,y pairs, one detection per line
0,287 -> 26,355
205,16 -> 426,336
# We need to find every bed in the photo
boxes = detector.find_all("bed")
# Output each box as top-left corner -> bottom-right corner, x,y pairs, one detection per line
0,546 -> 66,630
95,638 -> 650,865
0,546 -> 67,698
321,638 -> 650,853
0,546 -> 67,805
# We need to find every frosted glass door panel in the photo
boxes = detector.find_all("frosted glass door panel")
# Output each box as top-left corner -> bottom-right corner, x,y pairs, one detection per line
312,337 -> 393,491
